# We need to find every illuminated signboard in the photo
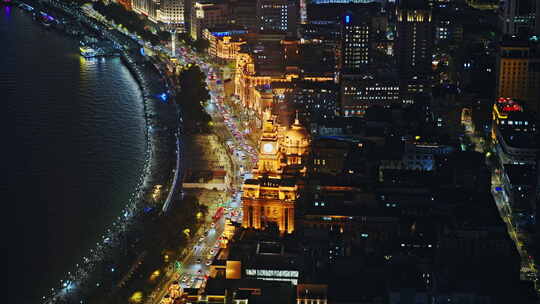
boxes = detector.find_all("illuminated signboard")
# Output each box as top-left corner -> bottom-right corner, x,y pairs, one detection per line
211,30 -> 248,37
494,97 -> 523,119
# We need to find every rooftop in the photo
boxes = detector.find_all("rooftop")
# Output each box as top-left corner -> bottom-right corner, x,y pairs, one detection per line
503,164 -> 537,186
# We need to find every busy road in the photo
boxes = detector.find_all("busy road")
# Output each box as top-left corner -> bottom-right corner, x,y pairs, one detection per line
147,40 -> 258,304
462,112 -> 538,291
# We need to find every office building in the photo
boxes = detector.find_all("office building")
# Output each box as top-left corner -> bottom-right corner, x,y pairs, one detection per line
499,0 -> 539,37
396,0 -> 433,96
159,0 -> 185,26
341,12 -> 371,73
341,72 -> 400,117
203,27 -> 248,62
256,0 -> 298,35
132,0 -> 159,22
496,38 -> 540,115
191,1 -> 228,40
230,0 -> 258,31
491,97 -> 539,166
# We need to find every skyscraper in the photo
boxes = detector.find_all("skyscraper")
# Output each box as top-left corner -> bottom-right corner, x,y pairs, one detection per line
499,0 -> 538,37
396,0 -> 433,97
341,12 -> 371,74
256,0 -> 298,35
159,0 -> 185,28
132,0 -> 159,22
496,38 -> 540,115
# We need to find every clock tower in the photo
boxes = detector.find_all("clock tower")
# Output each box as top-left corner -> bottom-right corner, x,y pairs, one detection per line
254,110 -> 283,177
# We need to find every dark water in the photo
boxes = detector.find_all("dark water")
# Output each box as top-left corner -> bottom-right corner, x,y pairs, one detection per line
2,7 -> 146,302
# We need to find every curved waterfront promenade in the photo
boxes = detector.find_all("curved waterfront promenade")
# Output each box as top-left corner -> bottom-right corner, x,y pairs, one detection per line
27,1 -> 182,303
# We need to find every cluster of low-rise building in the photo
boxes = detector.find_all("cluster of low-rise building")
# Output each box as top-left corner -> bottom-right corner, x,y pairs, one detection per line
116,0 -> 540,301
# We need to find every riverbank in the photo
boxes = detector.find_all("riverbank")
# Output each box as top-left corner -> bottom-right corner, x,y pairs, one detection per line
9,1 -> 184,303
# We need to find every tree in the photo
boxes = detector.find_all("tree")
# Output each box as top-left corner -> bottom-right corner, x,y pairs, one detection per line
176,65 -> 212,133
157,30 -> 171,42
193,39 -> 210,53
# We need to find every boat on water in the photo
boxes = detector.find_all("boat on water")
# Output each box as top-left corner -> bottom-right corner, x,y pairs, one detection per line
79,42 -> 120,58
80,46 -> 99,58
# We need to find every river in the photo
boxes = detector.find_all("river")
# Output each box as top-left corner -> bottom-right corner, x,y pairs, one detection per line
3,6 -> 147,303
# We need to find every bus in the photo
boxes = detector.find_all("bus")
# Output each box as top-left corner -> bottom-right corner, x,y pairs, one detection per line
212,207 -> 224,222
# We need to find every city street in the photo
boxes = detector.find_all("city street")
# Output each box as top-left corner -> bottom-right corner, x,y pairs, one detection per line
147,43 -> 258,304
463,113 -> 538,291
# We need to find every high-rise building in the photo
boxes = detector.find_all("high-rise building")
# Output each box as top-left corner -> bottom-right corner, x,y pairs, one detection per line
491,97 -> 539,166
341,71 -> 400,117
496,39 -> 540,115
190,1 -> 229,40
396,0 -> 433,97
256,0 -> 298,35
159,0 -> 185,27
230,0 -> 258,31
499,0 -> 538,37
341,12 -> 371,74
132,0 -> 159,22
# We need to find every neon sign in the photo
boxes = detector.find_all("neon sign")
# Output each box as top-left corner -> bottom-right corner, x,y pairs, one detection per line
211,30 -> 248,37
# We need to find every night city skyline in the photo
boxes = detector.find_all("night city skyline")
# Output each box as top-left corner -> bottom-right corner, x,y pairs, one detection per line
4,0 -> 540,303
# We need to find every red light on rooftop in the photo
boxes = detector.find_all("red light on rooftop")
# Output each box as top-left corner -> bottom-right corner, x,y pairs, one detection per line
502,104 -> 522,112
498,97 -> 513,103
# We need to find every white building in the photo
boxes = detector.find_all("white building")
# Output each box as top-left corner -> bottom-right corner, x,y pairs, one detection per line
159,0 -> 185,26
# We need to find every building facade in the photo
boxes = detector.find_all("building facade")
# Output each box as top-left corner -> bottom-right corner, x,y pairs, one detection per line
496,39 -> 540,115
341,12 -> 371,73
341,73 -> 400,117
191,1 -> 229,40
159,0 -> 185,26
242,111 -> 310,234
256,0 -> 298,35
499,0 -> 539,37
396,0 -> 433,97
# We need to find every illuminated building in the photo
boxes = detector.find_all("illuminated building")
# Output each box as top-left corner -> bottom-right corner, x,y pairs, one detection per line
466,0 -> 499,10
242,111 -> 310,234
132,0 -> 159,22
117,0 -> 132,10
396,0 -> 433,96
433,14 -> 463,45
499,0 -> 538,36
159,0 -> 185,27
289,81 -> 339,123
203,28 -> 248,62
190,1 -> 228,40
496,39 -> 540,115
256,0 -> 298,35
341,12 -> 371,73
378,141 -> 454,176
253,81 -> 339,123
235,38 -> 335,117
341,72 -> 400,117
491,97 -> 539,166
